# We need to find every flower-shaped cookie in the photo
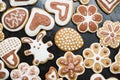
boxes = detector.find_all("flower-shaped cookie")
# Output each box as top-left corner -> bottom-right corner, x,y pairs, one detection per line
0,23 -> 4,41
90,74 -> 118,80
56,52 -> 85,80
83,43 -> 111,73
0,60 -> 9,80
110,49 -> 120,74
72,5 -> 103,33
97,20 -> 120,48
45,66 -> 63,80
10,62 -> 41,80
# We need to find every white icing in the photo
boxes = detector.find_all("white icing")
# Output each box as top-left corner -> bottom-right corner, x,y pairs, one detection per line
48,71 -> 57,80
9,0 -> 37,6
7,55 -> 14,65
2,8 -> 29,32
22,31 -> 54,65
45,0 -> 73,26
101,0 -> 118,8
25,8 -> 55,37
0,60 -> 9,79
57,5 -> 66,17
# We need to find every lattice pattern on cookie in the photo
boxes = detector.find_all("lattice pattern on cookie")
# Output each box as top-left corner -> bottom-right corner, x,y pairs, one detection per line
0,37 -> 21,56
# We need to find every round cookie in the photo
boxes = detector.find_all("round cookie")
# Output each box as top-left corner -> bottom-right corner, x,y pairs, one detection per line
54,28 -> 84,51
0,0 -> 7,12
0,23 -> 4,41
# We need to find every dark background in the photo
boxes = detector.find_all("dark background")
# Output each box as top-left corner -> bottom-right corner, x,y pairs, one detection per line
1,0 -> 120,80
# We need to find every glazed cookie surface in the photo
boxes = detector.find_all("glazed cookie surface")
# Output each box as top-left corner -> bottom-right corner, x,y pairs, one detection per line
0,37 -> 21,68
56,51 -> 85,80
2,7 -> 29,32
110,49 -> 120,74
21,30 -> 54,65
90,74 -> 118,80
96,0 -> 120,14
45,0 -> 73,26
72,5 -> 103,33
83,43 -> 111,73
45,66 -> 63,80
97,20 -> 120,48
25,8 -> 55,37
9,0 -> 38,6
10,62 -> 41,80
0,60 -> 9,80
54,28 -> 84,51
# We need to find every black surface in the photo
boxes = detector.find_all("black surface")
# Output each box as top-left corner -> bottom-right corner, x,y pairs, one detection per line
0,0 -> 120,80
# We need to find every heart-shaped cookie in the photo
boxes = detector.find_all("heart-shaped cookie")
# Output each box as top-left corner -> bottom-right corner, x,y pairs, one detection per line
45,0 -> 73,26
96,0 -> 120,14
25,8 -> 55,37
9,0 -> 37,6
0,37 -> 21,68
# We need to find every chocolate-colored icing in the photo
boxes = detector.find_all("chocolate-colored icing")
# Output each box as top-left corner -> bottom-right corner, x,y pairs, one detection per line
0,63 -> 2,69
2,50 -> 18,67
94,77 -> 102,80
0,72 -> 6,79
30,13 -> 51,30
50,2 -> 69,21
4,9 -> 26,29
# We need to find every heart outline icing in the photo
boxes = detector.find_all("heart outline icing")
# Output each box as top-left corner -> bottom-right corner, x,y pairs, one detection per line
45,0 -> 73,26
9,0 -> 38,6
96,0 -> 120,14
25,8 -> 55,37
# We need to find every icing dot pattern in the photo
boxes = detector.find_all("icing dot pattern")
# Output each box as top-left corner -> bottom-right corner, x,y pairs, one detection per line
55,28 -> 84,51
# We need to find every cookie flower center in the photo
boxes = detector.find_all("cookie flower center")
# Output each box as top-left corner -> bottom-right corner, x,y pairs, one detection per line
110,32 -> 115,37
68,63 -> 75,70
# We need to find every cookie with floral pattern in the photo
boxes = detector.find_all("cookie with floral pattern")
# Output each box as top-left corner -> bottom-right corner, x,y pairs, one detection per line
56,51 -> 85,80
72,5 -> 103,33
83,43 -> 111,73
97,20 -> 120,48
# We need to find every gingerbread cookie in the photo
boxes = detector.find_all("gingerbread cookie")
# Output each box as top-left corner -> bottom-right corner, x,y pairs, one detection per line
25,8 -> 55,37
9,0 -> 38,6
0,0 -> 7,12
96,0 -> 120,14
0,60 -> 9,80
73,0 -> 90,4
0,37 -> 21,68
83,43 -> 111,73
2,7 -> 29,32
0,23 -> 4,41
45,66 -> 63,80
45,0 -> 73,26
97,20 -> 120,48
56,51 -> 85,80
90,74 -> 118,80
21,30 -> 54,65
110,49 -> 120,74
72,5 -> 103,33
54,28 -> 84,51
10,62 -> 41,80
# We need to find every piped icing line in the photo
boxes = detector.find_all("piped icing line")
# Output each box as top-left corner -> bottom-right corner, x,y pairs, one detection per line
96,0 -> 120,14
73,0 -> 90,4
45,0 -> 73,26
110,49 -> 120,74
25,8 -> 55,37
9,0 -> 38,6
2,7 -> 29,32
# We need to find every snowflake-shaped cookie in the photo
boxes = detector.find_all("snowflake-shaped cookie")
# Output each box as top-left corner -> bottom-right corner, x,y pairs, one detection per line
97,20 -> 120,48
83,43 -> 111,73
57,51 -> 85,80
21,30 -> 54,65
72,5 -> 102,33
10,62 -> 41,80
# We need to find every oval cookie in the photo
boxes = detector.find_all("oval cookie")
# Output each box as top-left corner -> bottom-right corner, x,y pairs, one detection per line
54,28 -> 84,51
2,7 -> 29,32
